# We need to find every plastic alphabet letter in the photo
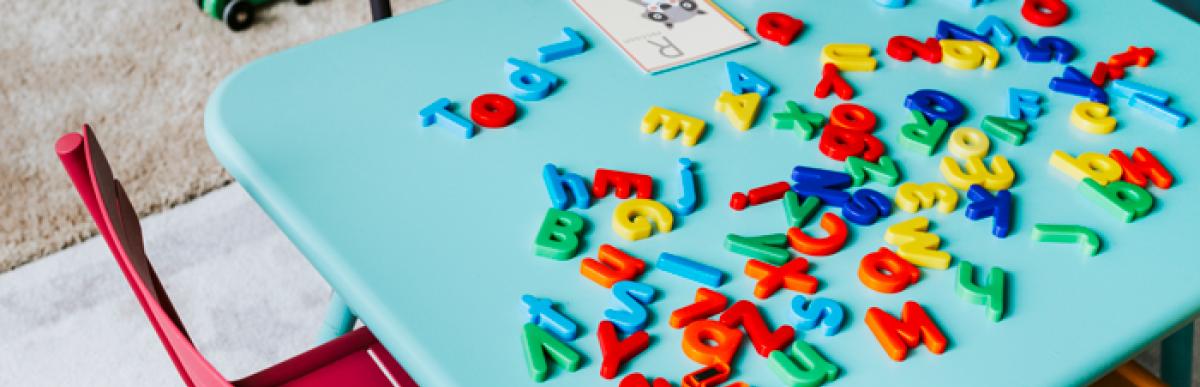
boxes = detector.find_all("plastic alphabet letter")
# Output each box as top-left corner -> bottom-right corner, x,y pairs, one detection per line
682,363 -> 732,387
935,20 -> 987,42
674,158 -> 700,214
792,296 -> 846,336
1009,88 -> 1043,120
865,301 -> 949,361
940,155 -> 1016,190
814,63 -> 855,100
419,98 -> 476,139
1070,102 -> 1118,134
535,208 -> 586,260
788,213 -> 850,256
885,217 -> 951,269
597,320 -> 650,379
955,261 -> 1007,321
894,182 -> 958,214
898,109 -> 949,155
594,168 -> 654,200
719,300 -> 797,357
940,39 -> 999,70
841,188 -> 893,226
682,320 -> 744,366
1050,66 -> 1108,103
767,340 -> 840,387
727,62 -> 774,96
725,233 -> 790,265
1078,178 -> 1154,222
784,191 -> 822,229
1016,36 -> 1076,63
1021,0 -> 1070,27
612,199 -> 673,241
774,101 -> 827,140
975,15 -> 1015,46
470,93 -> 518,128
757,12 -> 805,46
522,295 -> 580,342
947,127 -> 991,159
581,244 -> 647,288
670,288 -> 729,329
506,58 -> 560,101
522,323 -> 583,382
791,166 -> 853,206
642,107 -> 707,147
658,252 -> 725,287
820,43 -> 877,72
605,281 -> 657,335
538,27 -> 588,63
1049,150 -> 1123,184
982,115 -> 1031,145
845,156 -> 901,187
714,91 -> 763,131
1032,224 -> 1102,256
1109,148 -> 1173,189
964,185 -> 1014,238
858,247 -> 921,293
886,36 -> 943,63
905,89 -> 967,126
543,163 -> 591,210
744,258 -> 819,299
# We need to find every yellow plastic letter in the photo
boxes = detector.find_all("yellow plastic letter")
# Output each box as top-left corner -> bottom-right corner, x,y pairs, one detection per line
714,91 -> 762,131
612,199 -> 674,241
820,43 -> 877,72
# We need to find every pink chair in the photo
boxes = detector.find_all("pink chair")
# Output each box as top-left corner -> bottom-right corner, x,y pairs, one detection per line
56,124 -> 417,387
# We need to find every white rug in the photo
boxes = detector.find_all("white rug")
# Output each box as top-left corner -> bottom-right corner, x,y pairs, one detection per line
0,184 -> 330,386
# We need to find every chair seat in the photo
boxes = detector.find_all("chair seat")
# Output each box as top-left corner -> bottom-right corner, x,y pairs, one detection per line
235,327 -> 415,387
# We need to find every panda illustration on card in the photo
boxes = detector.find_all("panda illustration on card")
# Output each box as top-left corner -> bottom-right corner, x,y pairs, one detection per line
630,0 -> 706,28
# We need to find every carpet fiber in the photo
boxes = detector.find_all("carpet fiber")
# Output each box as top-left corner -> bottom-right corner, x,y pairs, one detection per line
0,0 -> 434,272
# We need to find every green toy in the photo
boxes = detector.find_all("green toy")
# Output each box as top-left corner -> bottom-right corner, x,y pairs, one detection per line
196,0 -> 311,31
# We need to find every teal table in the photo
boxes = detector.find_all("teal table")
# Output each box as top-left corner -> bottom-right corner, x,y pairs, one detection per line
205,0 -> 1200,385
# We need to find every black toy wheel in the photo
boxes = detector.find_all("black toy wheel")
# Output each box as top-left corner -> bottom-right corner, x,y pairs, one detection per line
296,0 -> 312,4
223,0 -> 254,31
680,0 -> 697,11
647,12 -> 667,22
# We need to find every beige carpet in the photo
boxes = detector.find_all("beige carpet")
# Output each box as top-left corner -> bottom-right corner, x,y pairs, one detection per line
0,0 -> 436,272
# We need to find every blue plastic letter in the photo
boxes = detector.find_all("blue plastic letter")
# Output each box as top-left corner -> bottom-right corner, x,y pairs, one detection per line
791,296 -> 846,336
537,27 -> 588,63
726,61 -> 774,96
418,98 -> 476,139
657,252 -> 725,288
522,294 -> 580,341
604,281 -> 657,334
506,58 -> 561,101
543,163 -> 591,210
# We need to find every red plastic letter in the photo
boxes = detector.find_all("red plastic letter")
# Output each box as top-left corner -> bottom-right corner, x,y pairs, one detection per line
1110,147 -> 1173,189
818,127 -> 885,162
828,103 -> 877,132
469,93 -> 517,128
813,63 -> 854,100
598,320 -> 650,379
1021,0 -> 1070,27
719,300 -> 796,357
730,181 -> 791,211
756,12 -> 804,46
593,169 -> 654,199
670,288 -> 729,329
865,301 -> 949,361
681,362 -> 731,387
886,36 -> 942,63
620,373 -> 672,387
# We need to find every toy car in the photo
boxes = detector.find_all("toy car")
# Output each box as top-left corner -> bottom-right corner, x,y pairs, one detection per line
634,0 -> 706,28
196,0 -> 311,31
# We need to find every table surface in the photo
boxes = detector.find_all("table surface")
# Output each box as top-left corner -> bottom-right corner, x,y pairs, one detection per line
205,0 -> 1200,385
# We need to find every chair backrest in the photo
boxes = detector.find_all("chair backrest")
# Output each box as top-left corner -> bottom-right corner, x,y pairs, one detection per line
56,125 -> 231,387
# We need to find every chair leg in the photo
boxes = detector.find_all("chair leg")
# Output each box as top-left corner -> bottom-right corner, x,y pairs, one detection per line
369,0 -> 392,22
317,292 -> 357,344
1161,321 -> 1194,387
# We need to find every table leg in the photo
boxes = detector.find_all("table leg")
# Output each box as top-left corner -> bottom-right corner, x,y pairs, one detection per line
317,292 -> 357,344
1162,321 -> 1194,387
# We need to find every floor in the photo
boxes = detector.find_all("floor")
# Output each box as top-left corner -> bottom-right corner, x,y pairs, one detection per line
0,184 -> 330,386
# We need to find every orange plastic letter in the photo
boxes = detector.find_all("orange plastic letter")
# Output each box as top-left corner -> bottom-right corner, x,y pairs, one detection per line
581,244 -> 647,288
787,213 -> 850,256
858,248 -> 921,293
865,301 -> 949,361
682,320 -> 744,366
